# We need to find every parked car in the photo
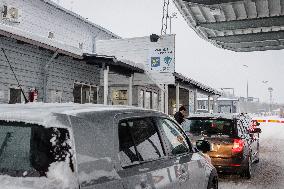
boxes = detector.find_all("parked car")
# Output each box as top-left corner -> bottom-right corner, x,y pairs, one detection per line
0,103 -> 218,189
181,113 -> 261,179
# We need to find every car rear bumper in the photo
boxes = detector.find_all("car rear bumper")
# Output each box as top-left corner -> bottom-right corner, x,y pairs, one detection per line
210,156 -> 247,174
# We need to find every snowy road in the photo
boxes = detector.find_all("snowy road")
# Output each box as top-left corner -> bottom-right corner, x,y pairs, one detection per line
219,122 -> 284,189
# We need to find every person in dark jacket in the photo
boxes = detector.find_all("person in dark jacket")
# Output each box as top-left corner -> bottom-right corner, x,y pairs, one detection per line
174,106 -> 187,124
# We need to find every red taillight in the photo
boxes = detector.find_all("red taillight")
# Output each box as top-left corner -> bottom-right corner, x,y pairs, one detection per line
232,139 -> 244,153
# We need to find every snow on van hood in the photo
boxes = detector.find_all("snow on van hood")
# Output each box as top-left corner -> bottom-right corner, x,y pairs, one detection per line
0,161 -> 78,189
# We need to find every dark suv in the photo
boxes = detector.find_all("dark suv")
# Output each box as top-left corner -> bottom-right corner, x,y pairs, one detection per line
0,104 -> 218,189
182,113 -> 261,178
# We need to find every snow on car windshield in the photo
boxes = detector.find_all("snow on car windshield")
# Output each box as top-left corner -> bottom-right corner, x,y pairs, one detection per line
0,121 -> 73,177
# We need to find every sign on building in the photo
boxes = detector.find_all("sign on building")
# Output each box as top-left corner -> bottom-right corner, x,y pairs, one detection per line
96,34 -> 176,84
148,47 -> 174,73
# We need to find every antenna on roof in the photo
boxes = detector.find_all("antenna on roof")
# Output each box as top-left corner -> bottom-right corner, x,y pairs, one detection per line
161,0 -> 170,35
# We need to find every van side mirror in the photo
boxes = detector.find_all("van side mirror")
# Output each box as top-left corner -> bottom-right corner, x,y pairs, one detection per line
196,140 -> 211,153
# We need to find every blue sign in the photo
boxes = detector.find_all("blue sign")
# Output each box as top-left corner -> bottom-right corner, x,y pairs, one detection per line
151,57 -> 160,67
164,56 -> 172,66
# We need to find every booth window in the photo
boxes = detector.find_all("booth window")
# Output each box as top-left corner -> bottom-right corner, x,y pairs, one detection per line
152,92 -> 159,110
73,83 -> 98,104
145,91 -> 152,109
9,88 -> 21,104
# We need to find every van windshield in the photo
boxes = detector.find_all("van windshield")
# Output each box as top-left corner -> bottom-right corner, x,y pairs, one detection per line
0,121 -> 72,177
182,118 -> 235,137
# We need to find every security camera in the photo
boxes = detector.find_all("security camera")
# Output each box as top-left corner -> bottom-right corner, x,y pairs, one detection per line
150,34 -> 160,42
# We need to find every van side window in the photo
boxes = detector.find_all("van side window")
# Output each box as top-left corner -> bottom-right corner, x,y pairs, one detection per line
118,122 -> 139,167
157,118 -> 190,155
118,117 -> 164,167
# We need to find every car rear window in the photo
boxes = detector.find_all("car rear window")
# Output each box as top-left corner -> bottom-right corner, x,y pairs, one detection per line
0,121 -> 73,177
183,118 -> 235,137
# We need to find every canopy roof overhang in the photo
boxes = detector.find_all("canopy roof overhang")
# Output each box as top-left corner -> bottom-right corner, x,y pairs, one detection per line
174,0 -> 284,52
83,54 -> 144,75
174,72 -> 221,96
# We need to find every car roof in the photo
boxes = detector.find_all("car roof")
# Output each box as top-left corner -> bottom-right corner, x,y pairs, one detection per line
187,113 -> 248,120
0,103 -> 162,127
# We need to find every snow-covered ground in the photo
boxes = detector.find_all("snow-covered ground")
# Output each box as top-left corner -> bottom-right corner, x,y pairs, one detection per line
219,119 -> 284,189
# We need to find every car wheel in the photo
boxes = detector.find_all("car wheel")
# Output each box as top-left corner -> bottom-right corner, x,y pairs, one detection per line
241,156 -> 252,179
207,173 -> 218,189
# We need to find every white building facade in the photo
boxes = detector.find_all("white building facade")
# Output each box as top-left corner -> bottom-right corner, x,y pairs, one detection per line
0,0 -> 118,53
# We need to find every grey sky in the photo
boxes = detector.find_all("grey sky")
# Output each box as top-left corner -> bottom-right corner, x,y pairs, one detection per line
55,0 -> 283,103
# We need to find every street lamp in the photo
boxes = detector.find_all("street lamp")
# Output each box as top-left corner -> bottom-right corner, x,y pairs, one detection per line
169,12 -> 177,34
268,87 -> 273,113
262,81 -> 270,112
242,64 -> 249,101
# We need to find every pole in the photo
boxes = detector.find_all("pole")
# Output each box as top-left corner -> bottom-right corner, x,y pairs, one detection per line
270,91 -> 272,112
207,95 -> 211,113
165,85 -> 169,114
268,87 -> 273,113
103,66 -> 109,105
176,83 -> 180,112
194,89 -> 198,113
169,17 -> 172,34
242,64 -> 249,101
128,74 -> 133,106
246,80 -> 249,100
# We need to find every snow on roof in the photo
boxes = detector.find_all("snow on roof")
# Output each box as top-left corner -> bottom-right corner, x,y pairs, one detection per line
43,0 -> 120,39
83,54 -> 145,73
0,103 -> 144,127
117,58 -> 145,71
0,25 -> 143,72
173,72 -> 221,95
0,23 -> 83,58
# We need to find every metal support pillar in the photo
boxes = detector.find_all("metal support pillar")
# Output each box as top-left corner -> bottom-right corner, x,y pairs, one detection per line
165,84 -> 169,114
103,66 -> 109,105
213,95 -> 218,113
176,83 -> 180,111
194,89 -> 198,113
207,96 -> 211,113
128,74 -> 133,106
160,87 -> 165,113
